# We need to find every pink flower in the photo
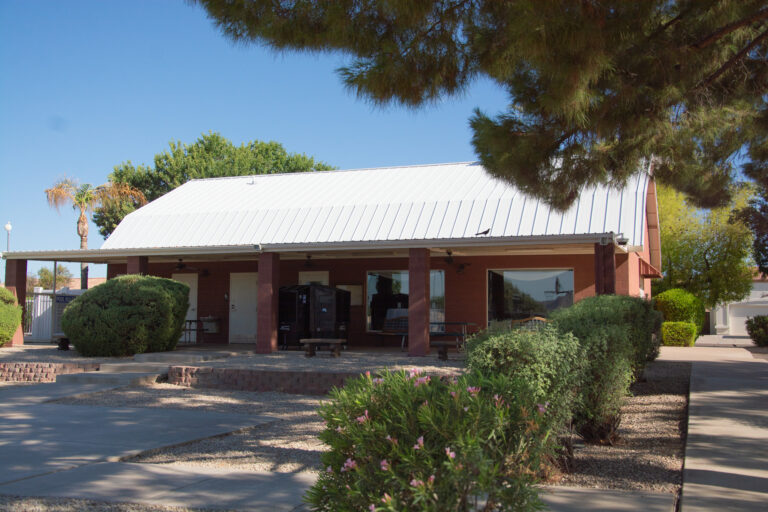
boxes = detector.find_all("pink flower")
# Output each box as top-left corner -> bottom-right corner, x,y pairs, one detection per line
380,459 -> 389,471
428,474 -> 435,484
410,478 -> 424,487
408,368 -> 423,378
537,401 -> 550,414
372,377 -> 384,384
466,386 -> 481,395
413,435 -> 424,450
413,376 -> 430,387
335,426 -> 344,433
356,409 -> 370,423
422,400 -> 429,407
381,493 -> 392,504
450,391 -> 457,398
369,505 -> 376,511
445,447 -> 456,459
463,406 -> 469,412
385,434 -> 398,445
493,394 -> 505,407
365,371 -> 371,378
326,465 -> 333,473
341,458 -> 358,472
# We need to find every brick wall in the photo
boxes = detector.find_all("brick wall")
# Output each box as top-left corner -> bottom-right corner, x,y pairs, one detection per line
168,365 -> 358,395
0,362 -> 100,382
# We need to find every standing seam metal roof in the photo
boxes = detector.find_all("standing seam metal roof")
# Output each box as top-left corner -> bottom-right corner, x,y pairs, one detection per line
101,162 -> 650,250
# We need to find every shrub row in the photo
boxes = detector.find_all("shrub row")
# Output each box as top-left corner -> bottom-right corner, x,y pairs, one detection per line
61,275 -> 189,357
746,315 -> 768,347
661,322 -> 697,346
654,288 -> 704,335
0,287 -> 22,347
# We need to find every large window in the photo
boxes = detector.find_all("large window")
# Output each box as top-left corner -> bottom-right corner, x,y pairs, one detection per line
366,270 -> 445,331
487,269 -> 574,329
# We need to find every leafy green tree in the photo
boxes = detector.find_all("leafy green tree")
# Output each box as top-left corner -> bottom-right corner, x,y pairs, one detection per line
194,0 -> 768,210
36,265 -> 74,291
655,184 -> 754,307
94,132 -> 334,237
45,179 -> 146,288
735,151 -> 768,276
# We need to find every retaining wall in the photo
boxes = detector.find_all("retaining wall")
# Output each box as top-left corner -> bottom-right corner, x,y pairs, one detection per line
168,366 -> 358,395
0,362 -> 100,382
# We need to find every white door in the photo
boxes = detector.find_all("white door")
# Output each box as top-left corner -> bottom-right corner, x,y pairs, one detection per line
172,273 -> 198,342
229,272 -> 258,343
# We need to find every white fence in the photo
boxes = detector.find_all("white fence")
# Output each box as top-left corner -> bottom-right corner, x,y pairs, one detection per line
24,288 -> 83,342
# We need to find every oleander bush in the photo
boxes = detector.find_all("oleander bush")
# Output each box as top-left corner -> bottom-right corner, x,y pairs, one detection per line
660,322 -> 697,347
654,288 -> 705,335
0,287 -> 22,347
305,370 -> 556,511
550,297 -> 639,444
745,316 -> 768,347
465,324 -> 585,431
61,274 -> 189,357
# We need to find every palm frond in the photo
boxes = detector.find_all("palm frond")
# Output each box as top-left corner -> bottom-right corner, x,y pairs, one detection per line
94,182 -> 147,207
44,179 -> 78,211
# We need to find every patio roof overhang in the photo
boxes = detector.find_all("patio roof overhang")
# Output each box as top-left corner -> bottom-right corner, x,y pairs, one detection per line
0,232 -> 635,264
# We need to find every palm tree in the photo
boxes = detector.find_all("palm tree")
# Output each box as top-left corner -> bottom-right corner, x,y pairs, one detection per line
46,178 -> 146,289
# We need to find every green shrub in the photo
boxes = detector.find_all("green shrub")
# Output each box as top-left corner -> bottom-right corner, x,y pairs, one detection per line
306,370 -> 555,511
549,297 -> 639,444
661,322 -> 697,346
654,288 -> 705,335
745,316 -> 768,347
61,275 -> 189,357
466,325 -> 585,430
0,287 -> 22,347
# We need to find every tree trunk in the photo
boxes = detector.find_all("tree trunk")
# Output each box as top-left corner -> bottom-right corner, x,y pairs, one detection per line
78,210 -> 89,290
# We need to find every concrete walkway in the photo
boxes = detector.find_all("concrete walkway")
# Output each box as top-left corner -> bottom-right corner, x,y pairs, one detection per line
659,340 -> 768,511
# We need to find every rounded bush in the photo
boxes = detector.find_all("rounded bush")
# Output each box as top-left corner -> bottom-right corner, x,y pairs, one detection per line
654,288 -> 705,335
746,316 -> 768,347
661,322 -> 697,347
0,287 -> 22,347
61,275 -> 189,357
466,324 -> 585,430
306,370 -> 555,511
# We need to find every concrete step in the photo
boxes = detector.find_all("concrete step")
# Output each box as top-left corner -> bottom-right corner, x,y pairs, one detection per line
55,372 -> 163,386
98,362 -> 170,373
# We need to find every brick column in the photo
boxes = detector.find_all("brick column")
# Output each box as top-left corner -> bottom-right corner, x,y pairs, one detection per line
408,248 -> 430,357
4,259 -> 27,347
256,252 -> 280,353
126,256 -> 149,275
594,242 -> 616,295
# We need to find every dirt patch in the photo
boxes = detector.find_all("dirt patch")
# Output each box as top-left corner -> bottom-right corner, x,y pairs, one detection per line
0,496 -> 224,512
558,361 -> 691,494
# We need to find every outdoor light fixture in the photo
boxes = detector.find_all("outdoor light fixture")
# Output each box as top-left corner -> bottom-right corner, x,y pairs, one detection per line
616,235 -> 629,246
4,221 -> 11,252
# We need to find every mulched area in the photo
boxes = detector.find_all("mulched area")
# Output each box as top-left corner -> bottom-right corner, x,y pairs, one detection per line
0,497 -> 228,512
558,361 -> 691,494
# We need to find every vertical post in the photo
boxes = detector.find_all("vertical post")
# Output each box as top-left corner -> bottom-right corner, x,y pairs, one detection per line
408,248 -> 430,357
594,242 -> 616,295
4,259 -> 27,347
257,252 -> 280,353
126,256 -> 149,275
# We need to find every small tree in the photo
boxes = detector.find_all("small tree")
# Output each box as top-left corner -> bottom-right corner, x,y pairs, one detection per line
45,178 -> 146,288
36,265 -> 74,291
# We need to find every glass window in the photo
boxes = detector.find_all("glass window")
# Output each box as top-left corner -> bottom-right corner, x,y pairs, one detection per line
487,269 -> 574,329
366,270 -> 445,331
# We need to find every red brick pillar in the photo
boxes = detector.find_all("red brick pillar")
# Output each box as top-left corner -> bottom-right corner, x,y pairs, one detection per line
126,256 -> 149,275
408,248 -> 430,357
256,252 -> 280,353
4,259 -> 27,347
594,242 -> 616,295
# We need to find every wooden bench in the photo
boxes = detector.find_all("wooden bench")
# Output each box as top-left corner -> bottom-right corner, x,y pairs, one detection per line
300,338 -> 345,357
380,318 -> 476,359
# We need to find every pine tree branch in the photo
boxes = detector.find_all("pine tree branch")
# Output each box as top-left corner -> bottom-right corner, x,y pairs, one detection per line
695,28 -> 768,89
689,7 -> 768,50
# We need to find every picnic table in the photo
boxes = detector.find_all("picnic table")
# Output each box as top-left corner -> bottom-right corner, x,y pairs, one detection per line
381,317 -> 476,360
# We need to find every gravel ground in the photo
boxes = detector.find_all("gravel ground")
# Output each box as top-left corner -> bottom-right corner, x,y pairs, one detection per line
558,361 -> 691,493
52,383 -> 326,473
0,496 -> 229,512
0,345 -> 132,364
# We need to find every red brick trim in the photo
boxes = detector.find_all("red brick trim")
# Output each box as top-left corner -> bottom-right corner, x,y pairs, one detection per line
0,362 -> 100,382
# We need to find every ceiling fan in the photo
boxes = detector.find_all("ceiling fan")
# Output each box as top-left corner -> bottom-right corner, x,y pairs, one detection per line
174,258 -> 200,271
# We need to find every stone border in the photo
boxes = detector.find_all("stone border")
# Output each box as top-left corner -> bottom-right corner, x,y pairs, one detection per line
0,362 -> 100,382
168,365 -> 359,395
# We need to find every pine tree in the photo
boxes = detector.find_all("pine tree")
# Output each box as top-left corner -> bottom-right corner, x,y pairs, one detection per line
193,0 -> 768,210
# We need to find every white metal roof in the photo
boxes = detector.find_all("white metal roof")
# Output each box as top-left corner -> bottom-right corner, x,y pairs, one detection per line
100,162 -> 651,251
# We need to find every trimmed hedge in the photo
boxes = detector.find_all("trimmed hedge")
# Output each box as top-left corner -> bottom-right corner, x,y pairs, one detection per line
466,324 -> 585,431
746,315 -> 768,347
61,275 -> 189,357
0,287 -> 22,347
306,370 -> 554,511
549,295 -> 659,443
661,322 -> 697,346
654,288 -> 705,335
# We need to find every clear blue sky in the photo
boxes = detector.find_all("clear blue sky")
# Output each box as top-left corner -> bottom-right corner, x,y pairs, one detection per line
0,0 -> 508,281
